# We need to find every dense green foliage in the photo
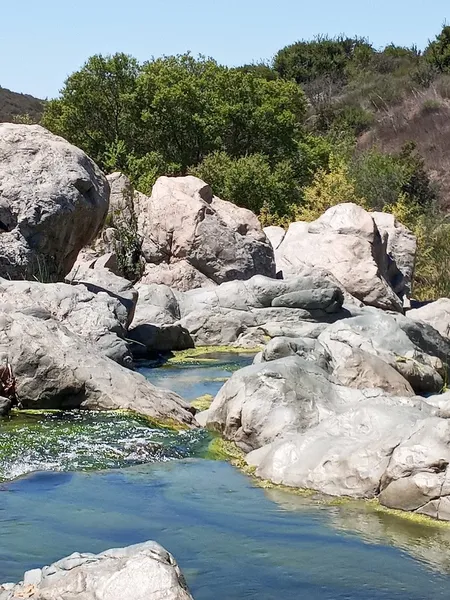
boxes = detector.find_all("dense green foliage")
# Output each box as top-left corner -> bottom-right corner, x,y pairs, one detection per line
42,25 -> 450,300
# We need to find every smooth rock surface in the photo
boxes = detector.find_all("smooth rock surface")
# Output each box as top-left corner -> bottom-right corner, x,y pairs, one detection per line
247,396 -> 435,499
66,261 -> 138,329
0,541 -> 193,600
372,211 -> 416,303
134,175 -> 276,289
201,355 -> 371,452
408,298 -> 450,339
0,124 -> 109,281
318,308 -> 449,394
274,203 -> 407,311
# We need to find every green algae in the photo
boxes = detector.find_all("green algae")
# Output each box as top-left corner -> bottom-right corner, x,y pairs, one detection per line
166,346 -> 261,365
0,410 -> 210,481
191,394 -> 214,411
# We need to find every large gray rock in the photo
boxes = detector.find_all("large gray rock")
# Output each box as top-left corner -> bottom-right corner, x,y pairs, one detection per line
140,259 -> 217,290
0,124 -> 109,281
263,225 -> 285,252
247,395 -> 436,499
0,278 -> 132,367
177,274 -> 351,345
318,308 -> 449,394
199,355 -> 371,452
258,336 -> 331,372
274,203 -> 409,311
134,175 -> 276,290
66,261 -> 138,329
408,299 -> 450,339
379,417 -> 450,517
106,171 -> 137,224
128,282 -> 193,355
0,541 -> 193,600
0,306 -> 195,426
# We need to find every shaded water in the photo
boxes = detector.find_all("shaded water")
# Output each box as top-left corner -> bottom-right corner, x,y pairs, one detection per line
1,351 -> 450,599
136,351 -> 254,399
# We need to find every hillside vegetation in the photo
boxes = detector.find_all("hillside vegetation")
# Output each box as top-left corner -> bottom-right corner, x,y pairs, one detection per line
0,86 -> 43,123
38,25 -> 450,300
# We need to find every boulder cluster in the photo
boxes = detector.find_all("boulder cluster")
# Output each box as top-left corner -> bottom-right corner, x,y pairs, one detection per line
1,122 -> 450,595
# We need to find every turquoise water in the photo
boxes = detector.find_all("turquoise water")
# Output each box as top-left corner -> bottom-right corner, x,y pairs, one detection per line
1,352 -> 450,598
136,351 -> 254,399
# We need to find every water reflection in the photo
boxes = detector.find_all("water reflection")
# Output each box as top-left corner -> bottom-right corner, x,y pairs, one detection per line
265,488 -> 450,575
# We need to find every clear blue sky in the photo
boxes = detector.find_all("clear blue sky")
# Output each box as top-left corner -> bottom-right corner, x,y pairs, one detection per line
2,0 -> 449,99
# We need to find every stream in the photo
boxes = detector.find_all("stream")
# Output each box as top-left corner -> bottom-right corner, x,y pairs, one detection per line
1,352 -> 450,599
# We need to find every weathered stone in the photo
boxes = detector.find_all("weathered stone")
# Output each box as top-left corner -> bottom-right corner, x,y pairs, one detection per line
128,324 -> 194,357
259,336 -> 331,372
408,298 -> 450,339
134,282 -> 181,325
140,260 -> 217,291
274,203 -> 407,311
106,171 -> 137,224
0,278 -> 132,367
0,307 -> 195,426
135,175 -> 276,289
263,225 -> 285,251
66,262 -> 138,329
176,274 -> 350,345
201,355 -> 370,452
0,541 -> 193,600
318,308 -> 448,394
0,124 -> 109,281
271,287 -> 343,312
247,396 -> 435,498
372,211 -> 416,303
0,396 -> 11,416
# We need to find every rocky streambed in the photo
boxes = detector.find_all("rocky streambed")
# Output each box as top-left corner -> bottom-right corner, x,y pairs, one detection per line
2,352 -> 450,599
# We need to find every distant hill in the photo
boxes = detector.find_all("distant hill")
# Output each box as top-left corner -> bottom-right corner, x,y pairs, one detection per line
358,87 -> 450,210
0,86 -> 44,123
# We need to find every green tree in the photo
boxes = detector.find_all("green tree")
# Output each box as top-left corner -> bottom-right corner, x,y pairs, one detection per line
425,25 -> 450,73
43,53 -> 307,175
135,54 -> 307,168
274,35 -> 372,85
42,53 -> 140,167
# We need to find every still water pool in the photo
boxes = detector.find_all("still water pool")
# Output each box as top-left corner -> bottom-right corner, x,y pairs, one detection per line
1,352 -> 450,599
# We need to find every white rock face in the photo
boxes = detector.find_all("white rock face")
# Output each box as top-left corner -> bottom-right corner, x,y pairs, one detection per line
0,278 -> 132,366
0,541 -> 193,600
372,211 -> 417,301
108,174 -> 276,290
0,124 -> 109,280
247,397 -> 437,499
317,308 -> 448,395
408,298 -> 450,339
274,203 -> 416,311
201,355 -> 374,452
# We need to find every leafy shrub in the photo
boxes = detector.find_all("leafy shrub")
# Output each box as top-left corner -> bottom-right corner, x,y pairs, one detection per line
191,151 -> 300,217
294,155 -> 366,221
350,144 -> 436,211
435,74 -> 450,98
274,35 -> 371,85
421,98 -> 443,113
386,196 -> 450,300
